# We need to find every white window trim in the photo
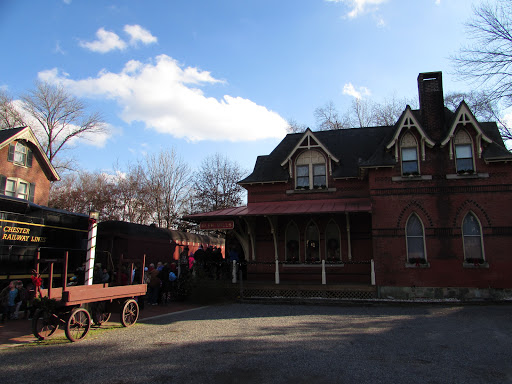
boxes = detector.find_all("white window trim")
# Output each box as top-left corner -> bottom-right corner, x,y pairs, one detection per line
405,213 -> 428,267
295,150 -> 328,190
5,177 -> 30,200
325,220 -> 342,262
461,212 -> 486,264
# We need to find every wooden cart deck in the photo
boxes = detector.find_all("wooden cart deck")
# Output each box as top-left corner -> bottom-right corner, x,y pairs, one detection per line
40,284 -> 147,306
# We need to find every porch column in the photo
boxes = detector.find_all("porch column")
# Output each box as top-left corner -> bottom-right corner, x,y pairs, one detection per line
345,212 -> 352,261
266,215 -> 280,284
243,218 -> 257,261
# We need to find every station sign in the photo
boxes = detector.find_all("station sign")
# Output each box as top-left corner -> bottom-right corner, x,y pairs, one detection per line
199,220 -> 234,230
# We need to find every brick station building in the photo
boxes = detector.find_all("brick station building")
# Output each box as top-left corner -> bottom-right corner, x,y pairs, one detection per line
186,72 -> 512,300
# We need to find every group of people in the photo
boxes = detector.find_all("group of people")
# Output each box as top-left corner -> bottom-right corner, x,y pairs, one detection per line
0,279 -> 31,323
145,261 -> 178,306
180,245 -> 227,279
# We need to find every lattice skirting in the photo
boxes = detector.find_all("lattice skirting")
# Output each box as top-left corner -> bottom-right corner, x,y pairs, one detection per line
240,287 -> 377,300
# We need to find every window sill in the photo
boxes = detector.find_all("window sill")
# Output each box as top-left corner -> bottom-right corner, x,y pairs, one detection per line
446,173 -> 489,180
463,261 -> 489,269
392,175 -> 432,182
286,187 -> 336,195
405,262 -> 430,268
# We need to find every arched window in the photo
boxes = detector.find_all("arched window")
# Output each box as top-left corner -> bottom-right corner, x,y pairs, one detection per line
462,212 -> 484,261
325,220 -> 341,262
454,129 -> 474,173
295,150 -> 327,189
305,221 -> 320,262
406,214 -> 426,262
285,221 -> 300,263
401,133 -> 419,175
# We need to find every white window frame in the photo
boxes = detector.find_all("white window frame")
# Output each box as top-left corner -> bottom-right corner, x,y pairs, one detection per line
406,213 -> 427,263
14,142 -> 28,166
454,129 -> 475,173
295,150 -> 327,189
462,212 -> 485,262
400,133 -> 419,176
4,177 -> 31,200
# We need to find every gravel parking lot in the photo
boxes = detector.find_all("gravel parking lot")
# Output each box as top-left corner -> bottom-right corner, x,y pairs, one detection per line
1,303 -> 511,384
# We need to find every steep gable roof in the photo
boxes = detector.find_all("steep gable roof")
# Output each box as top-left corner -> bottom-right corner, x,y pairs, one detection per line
0,126 -> 60,181
239,125 -> 396,184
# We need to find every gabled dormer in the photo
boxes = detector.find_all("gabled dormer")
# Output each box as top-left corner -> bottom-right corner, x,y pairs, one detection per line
280,129 -> 339,190
386,106 -> 435,176
441,101 -> 493,164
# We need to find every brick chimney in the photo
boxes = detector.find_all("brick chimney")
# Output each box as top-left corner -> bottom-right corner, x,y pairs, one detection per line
417,72 -> 445,142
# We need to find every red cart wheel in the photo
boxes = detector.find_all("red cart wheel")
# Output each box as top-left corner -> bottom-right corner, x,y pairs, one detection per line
120,299 -> 139,327
32,309 -> 59,340
65,307 -> 91,342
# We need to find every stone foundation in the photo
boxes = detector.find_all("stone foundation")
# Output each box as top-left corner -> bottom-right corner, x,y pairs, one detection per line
378,286 -> 512,301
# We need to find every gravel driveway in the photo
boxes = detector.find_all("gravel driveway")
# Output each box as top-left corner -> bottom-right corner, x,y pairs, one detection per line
1,303 -> 511,384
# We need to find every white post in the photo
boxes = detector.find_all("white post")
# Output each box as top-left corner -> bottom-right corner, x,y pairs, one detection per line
232,260 -> 237,283
322,260 -> 326,285
346,212 -> 352,261
275,259 -> 280,284
371,259 -> 376,286
84,211 -> 99,286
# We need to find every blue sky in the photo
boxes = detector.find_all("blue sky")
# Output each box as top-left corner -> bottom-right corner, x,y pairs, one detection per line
0,0 -> 482,176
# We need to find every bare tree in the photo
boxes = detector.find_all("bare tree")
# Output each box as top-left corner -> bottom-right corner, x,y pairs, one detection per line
142,148 -> 192,229
49,171 -> 122,221
445,90 -> 511,141
0,90 -> 25,129
452,0 -> 512,106
192,153 -> 246,213
21,81 -> 106,167
286,118 -> 308,134
314,101 -> 350,130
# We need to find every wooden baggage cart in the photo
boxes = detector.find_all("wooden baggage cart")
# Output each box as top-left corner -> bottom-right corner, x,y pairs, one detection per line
31,252 -> 147,342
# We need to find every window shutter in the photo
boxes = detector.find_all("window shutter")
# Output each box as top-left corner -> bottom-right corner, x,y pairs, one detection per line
0,175 -> 6,195
27,149 -> 33,167
28,183 -> 36,202
7,144 -> 15,162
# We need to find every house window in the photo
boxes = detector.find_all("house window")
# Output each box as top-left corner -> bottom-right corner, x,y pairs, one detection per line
325,220 -> 341,262
295,150 -> 327,189
0,176 -> 35,202
285,221 -> 300,263
305,221 -> 320,262
454,130 -> 474,173
401,133 -> 419,175
406,214 -> 426,262
8,141 -> 33,167
462,212 -> 484,261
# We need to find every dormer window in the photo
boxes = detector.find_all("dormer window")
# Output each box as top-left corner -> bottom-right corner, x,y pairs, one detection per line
454,130 -> 474,173
295,150 -> 327,189
400,133 -> 419,175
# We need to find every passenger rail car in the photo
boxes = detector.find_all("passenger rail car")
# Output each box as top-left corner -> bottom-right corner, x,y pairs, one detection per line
96,221 -> 225,270
0,196 -> 89,281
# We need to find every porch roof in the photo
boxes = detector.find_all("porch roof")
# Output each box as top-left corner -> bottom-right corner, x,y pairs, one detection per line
184,198 -> 372,221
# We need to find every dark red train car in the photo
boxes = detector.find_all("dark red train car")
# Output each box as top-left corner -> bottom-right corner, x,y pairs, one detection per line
96,220 -> 225,272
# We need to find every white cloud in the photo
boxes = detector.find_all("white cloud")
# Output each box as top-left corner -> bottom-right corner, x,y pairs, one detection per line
435,0 -> 441,5
326,0 -> 387,19
342,83 -> 371,99
124,25 -> 157,46
80,28 -> 127,53
80,25 -> 157,53
38,55 -> 288,142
